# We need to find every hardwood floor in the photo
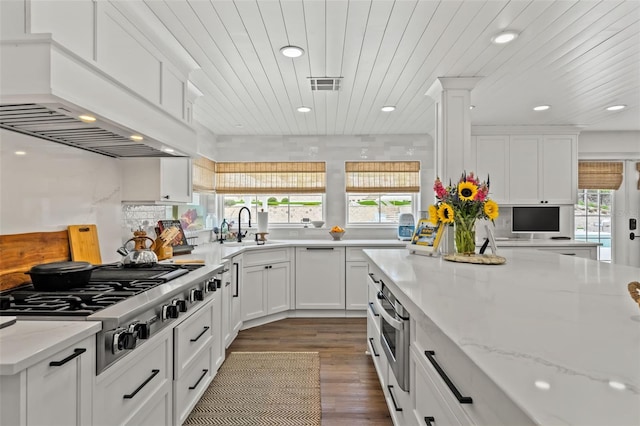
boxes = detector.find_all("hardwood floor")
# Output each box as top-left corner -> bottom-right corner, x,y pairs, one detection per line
227,318 -> 393,426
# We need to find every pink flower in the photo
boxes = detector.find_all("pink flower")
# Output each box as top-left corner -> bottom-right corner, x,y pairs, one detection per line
434,178 -> 447,199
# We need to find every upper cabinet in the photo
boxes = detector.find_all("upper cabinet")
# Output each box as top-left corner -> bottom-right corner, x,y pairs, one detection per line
120,158 -> 192,204
475,133 -> 577,205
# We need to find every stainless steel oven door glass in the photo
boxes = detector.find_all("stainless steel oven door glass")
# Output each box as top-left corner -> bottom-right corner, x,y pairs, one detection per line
374,283 -> 410,392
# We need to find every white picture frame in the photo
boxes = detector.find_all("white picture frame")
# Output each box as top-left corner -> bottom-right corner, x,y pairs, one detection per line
484,224 -> 498,254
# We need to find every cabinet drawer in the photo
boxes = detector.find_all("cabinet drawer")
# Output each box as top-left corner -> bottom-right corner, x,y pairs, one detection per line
537,247 -> 595,260
243,248 -> 289,266
174,301 -> 214,378
411,348 -> 467,426
94,329 -> 172,426
174,345 -> 214,425
367,318 -> 388,386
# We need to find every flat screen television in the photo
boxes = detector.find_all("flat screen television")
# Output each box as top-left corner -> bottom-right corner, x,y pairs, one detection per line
512,206 -> 560,233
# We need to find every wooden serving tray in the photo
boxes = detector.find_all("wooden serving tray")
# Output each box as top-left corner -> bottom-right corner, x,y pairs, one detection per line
443,253 -> 506,265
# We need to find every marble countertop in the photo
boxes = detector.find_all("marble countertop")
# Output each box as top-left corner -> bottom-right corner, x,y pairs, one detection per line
0,320 -> 101,375
363,248 -> 640,426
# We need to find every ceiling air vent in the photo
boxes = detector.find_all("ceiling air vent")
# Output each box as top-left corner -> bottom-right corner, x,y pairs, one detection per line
309,77 -> 342,91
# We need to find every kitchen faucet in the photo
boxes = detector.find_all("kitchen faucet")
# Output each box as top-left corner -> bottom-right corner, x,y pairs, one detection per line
237,207 -> 252,243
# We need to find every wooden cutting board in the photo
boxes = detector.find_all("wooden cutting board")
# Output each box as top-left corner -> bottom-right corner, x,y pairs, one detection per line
68,225 -> 102,265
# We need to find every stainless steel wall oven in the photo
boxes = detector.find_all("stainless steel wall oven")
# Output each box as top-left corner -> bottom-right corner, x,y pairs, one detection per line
373,282 -> 410,391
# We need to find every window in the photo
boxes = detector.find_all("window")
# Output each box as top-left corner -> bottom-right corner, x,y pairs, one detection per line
575,189 -> 612,262
222,194 -> 323,225
345,161 -> 420,224
347,193 -> 415,224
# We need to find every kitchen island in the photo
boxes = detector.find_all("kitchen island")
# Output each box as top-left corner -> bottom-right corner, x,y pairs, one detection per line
363,248 -> 640,425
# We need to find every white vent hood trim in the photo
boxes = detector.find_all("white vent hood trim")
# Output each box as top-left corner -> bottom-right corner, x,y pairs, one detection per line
0,36 -> 198,157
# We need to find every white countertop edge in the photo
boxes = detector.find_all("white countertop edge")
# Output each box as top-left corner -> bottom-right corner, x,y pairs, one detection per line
0,320 -> 102,375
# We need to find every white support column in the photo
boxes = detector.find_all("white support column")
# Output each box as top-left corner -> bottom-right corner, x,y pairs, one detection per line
426,77 -> 481,183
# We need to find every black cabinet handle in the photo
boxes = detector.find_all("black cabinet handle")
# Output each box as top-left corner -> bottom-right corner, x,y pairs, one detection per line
305,247 -> 335,250
123,369 -> 160,399
368,302 -> 379,317
386,385 -> 403,412
424,416 -> 435,426
424,351 -> 472,404
49,348 -> 86,367
560,253 -> 576,256
233,262 -> 239,297
368,337 -> 380,357
189,369 -> 209,390
190,326 -> 210,342
368,272 -> 380,283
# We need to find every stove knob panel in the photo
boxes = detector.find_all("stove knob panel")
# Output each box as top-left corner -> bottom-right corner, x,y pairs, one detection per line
207,279 -> 217,292
119,331 -> 138,350
190,289 -> 204,302
162,304 -> 179,320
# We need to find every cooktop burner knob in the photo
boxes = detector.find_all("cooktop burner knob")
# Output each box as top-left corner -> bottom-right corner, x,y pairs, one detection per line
119,331 -> 138,350
207,279 -> 217,292
162,304 -> 179,320
190,289 -> 204,302
174,299 -> 187,312
133,322 -> 151,339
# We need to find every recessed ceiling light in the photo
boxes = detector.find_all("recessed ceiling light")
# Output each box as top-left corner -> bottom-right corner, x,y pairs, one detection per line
469,105 -> 476,110
78,114 -> 96,123
381,106 -> 396,112
14,151 -> 26,156
491,30 -> 519,45
533,105 -> 550,111
297,106 -> 311,113
280,45 -> 304,58
606,104 -> 626,111
163,148 -> 175,153
130,134 -> 144,141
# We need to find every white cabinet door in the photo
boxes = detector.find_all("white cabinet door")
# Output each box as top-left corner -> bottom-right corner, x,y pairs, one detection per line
345,261 -> 368,310
508,135 -> 542,204
241,265 -> 267,321
267,262 -> 290,314
120,157 -> 192,203
25,335 -> 95,426
540,135 -> 577,204
295,247 -> 345,309
475,135 -> 509,204
230,258 -> 243,338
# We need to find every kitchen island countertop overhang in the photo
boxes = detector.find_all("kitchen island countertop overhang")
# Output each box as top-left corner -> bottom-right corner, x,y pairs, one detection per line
363,248 -> 640,426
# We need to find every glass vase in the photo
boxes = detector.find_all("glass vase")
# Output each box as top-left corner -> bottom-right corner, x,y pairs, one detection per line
454,217 -> 476,255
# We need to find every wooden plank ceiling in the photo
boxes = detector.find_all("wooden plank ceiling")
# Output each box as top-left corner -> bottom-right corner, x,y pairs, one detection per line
140,0 -> 640,136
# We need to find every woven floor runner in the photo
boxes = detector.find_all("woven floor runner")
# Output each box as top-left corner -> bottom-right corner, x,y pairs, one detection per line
183,351 -> 321,426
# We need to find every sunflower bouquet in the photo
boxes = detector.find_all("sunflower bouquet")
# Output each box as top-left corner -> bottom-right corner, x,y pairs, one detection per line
427,172 -> 499,254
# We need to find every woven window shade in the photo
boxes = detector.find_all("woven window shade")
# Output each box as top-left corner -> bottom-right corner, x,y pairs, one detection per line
578,161 -> 623,190
215,162 -> 326,194
192,157 -> 216,192
345,161 -> 420,193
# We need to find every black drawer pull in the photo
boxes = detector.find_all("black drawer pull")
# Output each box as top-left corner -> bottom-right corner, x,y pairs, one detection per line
424,416 -> 435,426
368,302 -> 379,316
387,385 -> 402,411
49,348 -> 86,367
190,326 -> 210,342
368,337 -> 380,357
123,369 -> 160,399
189,369 -> 209,390
424,350 -> 472,404
368,272 -> 380,283
561,253 -> 576,256
306,247 -> 334,250
233,262 -> 239,297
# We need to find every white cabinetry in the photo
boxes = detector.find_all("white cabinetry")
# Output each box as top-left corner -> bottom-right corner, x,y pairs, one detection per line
536,246 -> 597,260
93,327 -> 173,426
223,256 -> 242,348
295,247 -> 346,309
241,248 -> 291,322
346,247 -> 401,310
474,134 -> 577,205
0,335 -> 95,426
120,158 -> 192,203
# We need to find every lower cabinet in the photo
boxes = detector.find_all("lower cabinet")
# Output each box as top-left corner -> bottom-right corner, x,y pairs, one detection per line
93,327 -> 173,426
536,246 -> 597,260
296,247 -> 346,309
174,345 -> 214,425
0,334 -> 95,426
242,261 -> 291,321
346,261 -> 369,310
223,256 -> 242,348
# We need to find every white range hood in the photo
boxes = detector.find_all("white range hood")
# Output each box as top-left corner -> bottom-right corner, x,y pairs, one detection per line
0,36 -> 198,158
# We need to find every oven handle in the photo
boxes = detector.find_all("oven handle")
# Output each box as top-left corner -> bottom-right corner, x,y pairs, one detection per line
372,293 -> 404,330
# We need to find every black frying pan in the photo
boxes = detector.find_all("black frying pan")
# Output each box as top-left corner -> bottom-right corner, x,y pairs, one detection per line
25,261 -> 98,291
